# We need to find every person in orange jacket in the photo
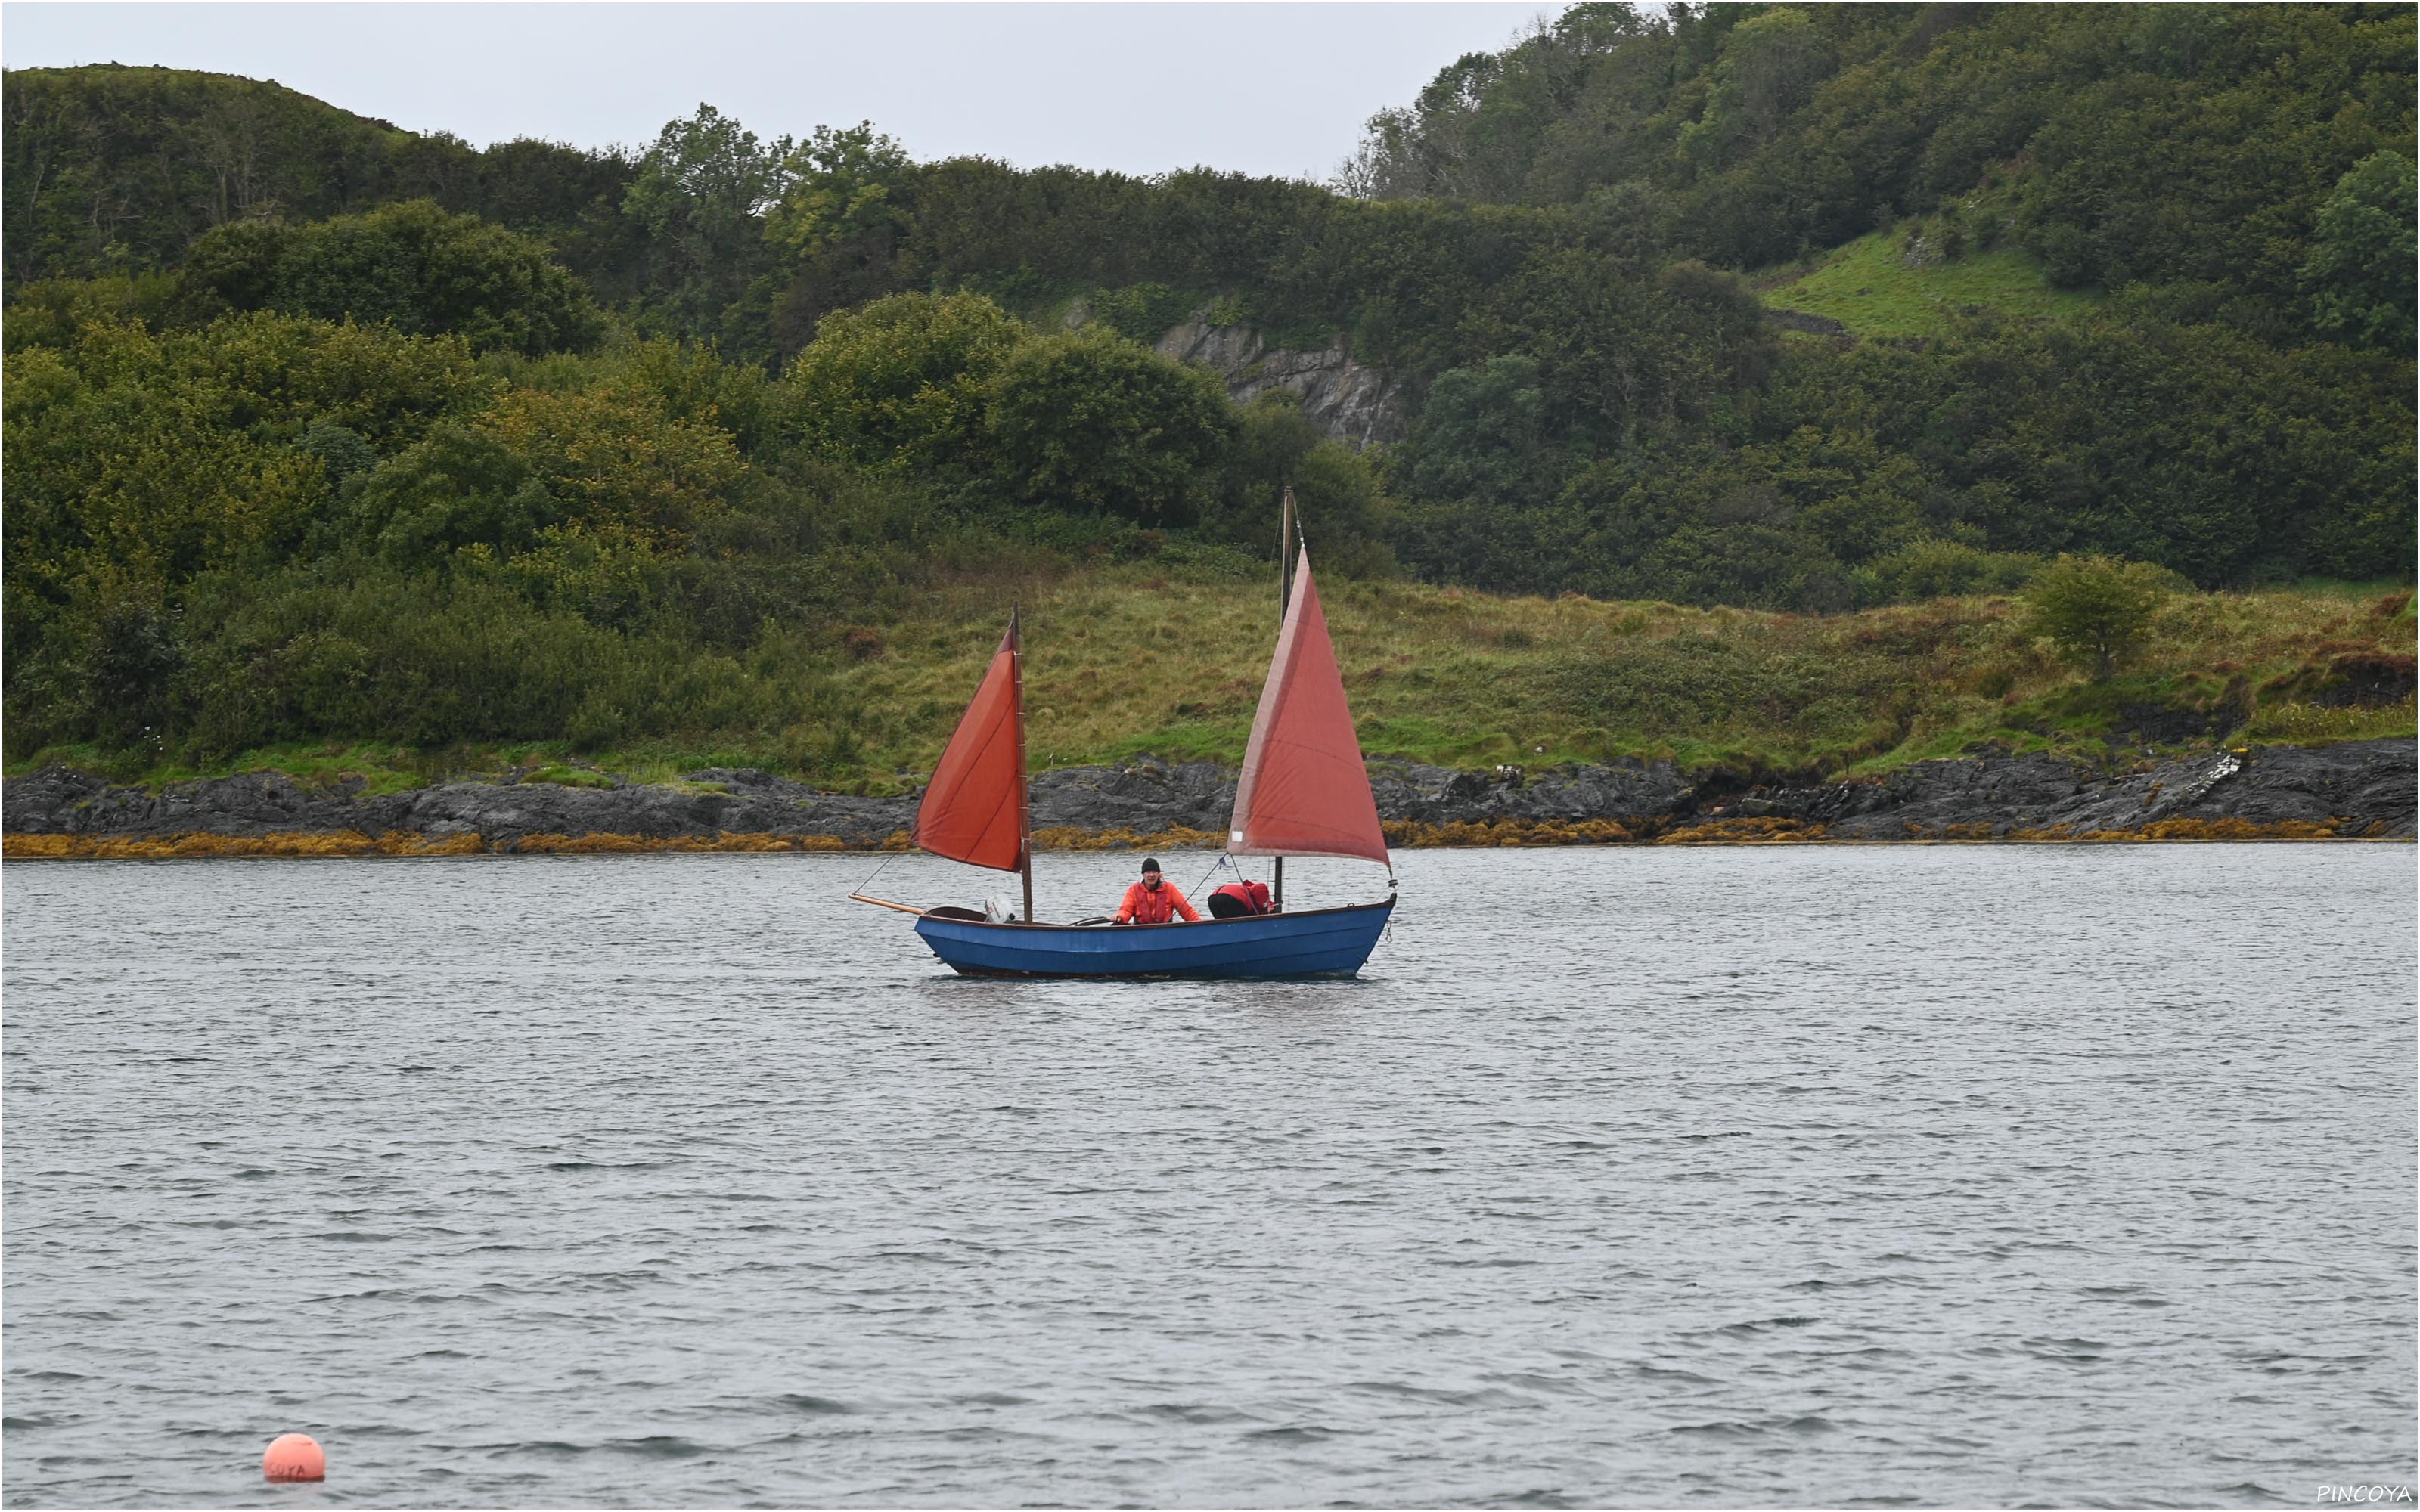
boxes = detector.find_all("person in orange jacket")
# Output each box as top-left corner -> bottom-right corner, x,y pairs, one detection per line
1115,857 -> 1199,925
1206,877 -> 1275,917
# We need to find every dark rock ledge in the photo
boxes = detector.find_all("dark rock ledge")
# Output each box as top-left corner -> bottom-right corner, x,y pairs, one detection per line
2,739 -> 2411,854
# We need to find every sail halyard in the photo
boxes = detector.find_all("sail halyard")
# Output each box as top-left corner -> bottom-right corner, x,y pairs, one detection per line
1010,609 -> 1035,924
911,622 -> 1028,875
1227,544 -> 1391,869
1275,488 -> 1294,908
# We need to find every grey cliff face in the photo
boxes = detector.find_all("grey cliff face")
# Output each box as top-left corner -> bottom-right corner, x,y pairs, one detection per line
1153,320 -> 1408,448
5,740 -> 2412,850
1053,296 -> 1407,448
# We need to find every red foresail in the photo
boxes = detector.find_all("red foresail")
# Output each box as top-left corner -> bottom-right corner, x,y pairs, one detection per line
1227,550 -> 1390,866
913,625 -> 1025,872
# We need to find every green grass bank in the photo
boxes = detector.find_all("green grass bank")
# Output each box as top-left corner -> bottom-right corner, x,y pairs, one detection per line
15,572 -> 2411,798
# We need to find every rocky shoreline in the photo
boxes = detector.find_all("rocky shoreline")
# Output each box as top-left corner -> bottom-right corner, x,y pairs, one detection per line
3,739 -> 2411,858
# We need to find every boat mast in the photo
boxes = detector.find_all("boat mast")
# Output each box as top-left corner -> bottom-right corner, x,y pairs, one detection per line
1274,486 -> 1294,912
1011,606 -> 1035,925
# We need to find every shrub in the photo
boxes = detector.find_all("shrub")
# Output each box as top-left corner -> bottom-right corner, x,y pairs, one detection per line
780,290 -> 1025,473
178,200 -> 603,356
1854,538 -> 2043,606
982,327 -> 1237,524
2022,553 -> 2180,678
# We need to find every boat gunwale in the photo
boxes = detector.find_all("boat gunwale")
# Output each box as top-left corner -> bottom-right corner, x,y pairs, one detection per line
916,897 -> 1395,934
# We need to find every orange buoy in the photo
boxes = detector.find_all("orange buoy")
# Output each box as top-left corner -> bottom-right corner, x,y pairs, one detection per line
262,1433 -> 325,1482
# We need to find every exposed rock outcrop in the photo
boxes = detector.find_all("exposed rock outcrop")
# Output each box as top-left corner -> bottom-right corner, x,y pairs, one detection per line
6,740 -> 2410,856
1153,320 -> 1409,448
1762,307 -> 1851,337
1736,740 -> 2415,840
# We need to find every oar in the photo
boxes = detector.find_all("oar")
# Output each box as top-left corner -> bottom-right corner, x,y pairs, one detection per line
846,893 -> 929,915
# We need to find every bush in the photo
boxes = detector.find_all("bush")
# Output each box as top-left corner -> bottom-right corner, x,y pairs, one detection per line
2,274 -> 181,352
779,290 -> 1025,473
1853,538 -> 2043,606
982,327 -> 1236,524
178,200 -> 603,355
1212,391 -> 1395,576
2022,553 -> 2180,678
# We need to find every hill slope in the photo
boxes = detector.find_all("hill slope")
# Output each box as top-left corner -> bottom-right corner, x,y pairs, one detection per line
2,14 -> 2412,783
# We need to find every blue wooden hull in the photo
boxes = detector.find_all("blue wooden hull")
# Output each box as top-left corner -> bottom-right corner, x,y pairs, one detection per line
913,898 -> 1395,979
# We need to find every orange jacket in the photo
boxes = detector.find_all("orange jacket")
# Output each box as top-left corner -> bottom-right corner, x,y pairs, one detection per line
1116,878 -> 1199,925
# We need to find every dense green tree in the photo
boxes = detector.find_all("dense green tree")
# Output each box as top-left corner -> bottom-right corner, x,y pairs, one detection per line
4,65 -> 467,288
2302,150 -> 2418,350
1395,354 -> 1562,507
339,425 -> 560,562
588,336 -> 781,456
477,382 -> 748,549
622,104 -> 793,344
1388,355 -> 1579,590
779,291 -> 1026,474
176,200 -> 601,355
764,122 -> 914,345
982,327 -> 1237,524
1212,392 -> 1395,577
2,273 -> 180,351
1338,2 -> 2416,324
0,305 -> 908,761
4,311 -> 488,601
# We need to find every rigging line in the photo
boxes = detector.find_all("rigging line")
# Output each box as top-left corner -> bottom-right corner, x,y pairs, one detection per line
1187,850 -> 1232,901
852,847 -> 900,900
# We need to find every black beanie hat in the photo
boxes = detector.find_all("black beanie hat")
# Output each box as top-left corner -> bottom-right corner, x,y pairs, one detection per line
1141,857 -> 1163,873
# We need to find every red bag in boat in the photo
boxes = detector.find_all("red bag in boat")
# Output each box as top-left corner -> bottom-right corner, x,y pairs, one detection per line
1209,881 -> 1274,916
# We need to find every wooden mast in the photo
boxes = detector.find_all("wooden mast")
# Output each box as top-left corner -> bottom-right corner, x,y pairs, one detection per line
1274,486 -> 1294,912
1010,606 -> 1035,925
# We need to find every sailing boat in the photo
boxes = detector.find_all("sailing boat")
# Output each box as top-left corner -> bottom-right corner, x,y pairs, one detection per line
851,496 -> 1396,978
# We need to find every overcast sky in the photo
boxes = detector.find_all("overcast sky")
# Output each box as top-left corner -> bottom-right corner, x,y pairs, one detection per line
3,3 -> 1555,180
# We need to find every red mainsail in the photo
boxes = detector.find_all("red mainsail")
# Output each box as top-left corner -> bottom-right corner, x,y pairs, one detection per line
1227,549 -> 1390,866
912,624 -> 1026,873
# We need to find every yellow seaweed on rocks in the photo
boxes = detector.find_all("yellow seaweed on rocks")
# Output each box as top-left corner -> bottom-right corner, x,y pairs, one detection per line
2124,817 -> 2341,841
0,829 -> 486,859
1382,817 -> 1633,847
1029,824 -> 1226,852
505,831 -> 852,854
1653,817 -> 1828,845
380,832 -> 489,856
508,832 -> 653,854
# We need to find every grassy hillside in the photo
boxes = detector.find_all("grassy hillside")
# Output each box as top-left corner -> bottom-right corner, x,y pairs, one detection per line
18,567 -> 2409,795
1758,227 -> 2102,339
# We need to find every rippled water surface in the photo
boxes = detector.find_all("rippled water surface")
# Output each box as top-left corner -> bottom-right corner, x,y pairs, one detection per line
5,846 -> 2414,1508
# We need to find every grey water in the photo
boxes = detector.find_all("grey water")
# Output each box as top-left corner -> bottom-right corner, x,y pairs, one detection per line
3,846 -> 2413,1509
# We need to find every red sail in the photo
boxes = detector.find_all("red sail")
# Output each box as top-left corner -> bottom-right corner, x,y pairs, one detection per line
913,625 -> 1025,872
1228,550 -> 1390,866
